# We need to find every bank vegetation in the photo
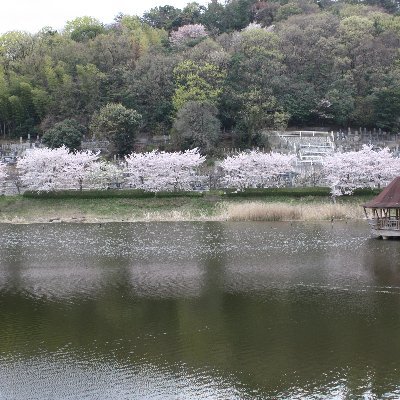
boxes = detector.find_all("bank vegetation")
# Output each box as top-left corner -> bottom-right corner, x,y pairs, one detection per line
0,188 -> 376,223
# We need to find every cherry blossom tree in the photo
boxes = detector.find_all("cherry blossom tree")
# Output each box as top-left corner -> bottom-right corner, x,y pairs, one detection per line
87,161 -> 125,189
124,149 -> 206,192
322,145 -> 400,197
0,162 -> 7,193
17,146 -> 101,192
0,162 -> 6,181
219,151 -> 295,189
243,22 -> 263,31
62,150 -> 102,191
169,24 -> 208,47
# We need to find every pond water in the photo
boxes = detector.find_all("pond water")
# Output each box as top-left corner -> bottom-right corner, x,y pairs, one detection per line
0,221 -> 399,399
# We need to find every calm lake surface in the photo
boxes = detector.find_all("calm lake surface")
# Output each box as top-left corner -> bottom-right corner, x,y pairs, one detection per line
0,221 -> 399,399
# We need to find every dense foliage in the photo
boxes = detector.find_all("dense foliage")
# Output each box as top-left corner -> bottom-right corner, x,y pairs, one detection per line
1,0 -> 399,154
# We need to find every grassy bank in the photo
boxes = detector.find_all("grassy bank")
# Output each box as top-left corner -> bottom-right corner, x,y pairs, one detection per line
0,188 -> 375,223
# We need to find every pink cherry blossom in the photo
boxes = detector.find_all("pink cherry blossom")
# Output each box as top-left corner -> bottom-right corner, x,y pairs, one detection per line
219,151 -> 296,189
170,24 -> 208,47
17,146 -> 101,192
0,162 -> 7,192
322,145 -> 400,196
124,148 -> 206,192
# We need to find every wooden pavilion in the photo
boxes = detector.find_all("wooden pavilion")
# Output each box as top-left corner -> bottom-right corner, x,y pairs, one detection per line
363,176 -> 400,238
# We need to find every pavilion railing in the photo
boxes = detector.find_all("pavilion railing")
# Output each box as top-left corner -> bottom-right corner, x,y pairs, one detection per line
369,218 -> 400,231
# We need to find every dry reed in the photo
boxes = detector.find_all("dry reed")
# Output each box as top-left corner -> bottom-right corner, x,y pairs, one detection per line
223,201 -> 364,221
224,202 -> 301,221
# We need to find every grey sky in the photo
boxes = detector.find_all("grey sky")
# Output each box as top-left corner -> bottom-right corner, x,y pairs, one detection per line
1,0 -> 211,34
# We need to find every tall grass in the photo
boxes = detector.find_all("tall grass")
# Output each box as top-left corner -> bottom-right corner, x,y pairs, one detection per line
224,202 -> 364,221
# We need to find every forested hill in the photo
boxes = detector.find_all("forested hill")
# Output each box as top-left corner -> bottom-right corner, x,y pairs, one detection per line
0,0 -> 399,155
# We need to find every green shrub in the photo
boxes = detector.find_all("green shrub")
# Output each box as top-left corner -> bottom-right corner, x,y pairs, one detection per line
352,188 -> 381,196
21,186 -> 377,201
22,189 -> 204,199
223,187 -> 331,198
153,191 -> 204,198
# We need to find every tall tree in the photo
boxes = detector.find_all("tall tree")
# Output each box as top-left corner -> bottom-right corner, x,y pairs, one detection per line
90,103 -> 142,156
42,119 -> 85,150
173,59 -> 227,111
201,0 -> 228,34
125,52 -> 177,134
373,86 -> 400,131
221,27 -> 286,142
141,6 -> 182,31
172,101 -> 220,154
64,17 -> 106,42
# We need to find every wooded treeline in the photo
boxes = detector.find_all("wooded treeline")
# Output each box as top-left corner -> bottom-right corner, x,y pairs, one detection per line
0,0 -> 399,154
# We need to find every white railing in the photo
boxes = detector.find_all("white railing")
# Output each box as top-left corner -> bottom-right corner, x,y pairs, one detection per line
279,130 -> 330,137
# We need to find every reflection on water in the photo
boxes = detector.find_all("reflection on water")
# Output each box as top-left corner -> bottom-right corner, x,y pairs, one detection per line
0,221 -> 400,399
0,355 -> 252,400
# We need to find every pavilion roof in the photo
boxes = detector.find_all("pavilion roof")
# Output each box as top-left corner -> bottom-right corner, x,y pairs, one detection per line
364,176 -> 400,208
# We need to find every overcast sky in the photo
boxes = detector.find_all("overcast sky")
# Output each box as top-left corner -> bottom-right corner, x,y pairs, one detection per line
1,0 -> 211,34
